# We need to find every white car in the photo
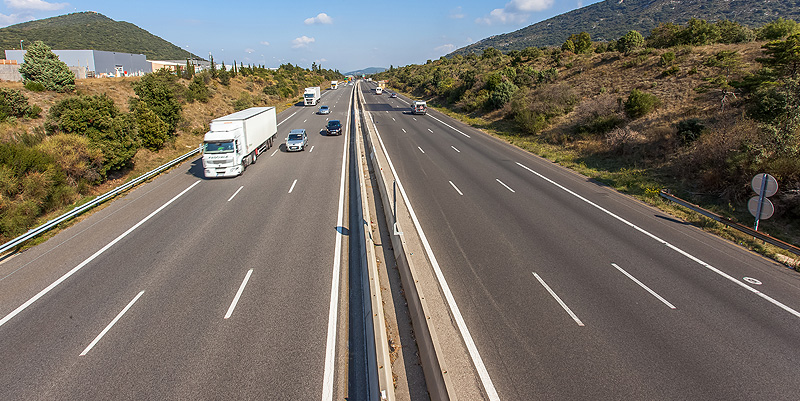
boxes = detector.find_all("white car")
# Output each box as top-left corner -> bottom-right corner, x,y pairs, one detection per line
318,105 -> 330,115
286,129 -> 308,151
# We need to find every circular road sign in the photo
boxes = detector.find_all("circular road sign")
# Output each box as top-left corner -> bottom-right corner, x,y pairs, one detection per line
748,196 -> 775,219
751,173 -> 778,197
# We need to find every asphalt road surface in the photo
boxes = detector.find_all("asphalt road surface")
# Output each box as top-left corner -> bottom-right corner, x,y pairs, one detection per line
361,82 -> 800,400
0,86 -> 354,400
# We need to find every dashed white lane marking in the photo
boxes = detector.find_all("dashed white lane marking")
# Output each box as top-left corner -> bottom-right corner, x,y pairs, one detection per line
288,179 -> 298,193
516,162 -> 800,320
224,269 -> 253,319
533,273 -> 585,326
449,181 -> 464,196
496,179 -> 515,193
452,146 -> 461,153
428,128 -> 433,133
227,186 -> 244,202
392,117 -> 396,121
612,263 -> 676,309
80,290 -> 145,356
418,146 -> 425,154
0,181 -> 201,329
310,146 -> 315,153
413,117 -> 417,121
402,128 -> 407,133
304,119 -> 308,123
271,149 -> 279,157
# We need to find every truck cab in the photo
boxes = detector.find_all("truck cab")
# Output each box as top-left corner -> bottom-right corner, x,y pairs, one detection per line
375,87 -> 383,95
412,100 -> 427,115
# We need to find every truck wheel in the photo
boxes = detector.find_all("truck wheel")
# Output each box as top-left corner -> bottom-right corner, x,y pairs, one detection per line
252,151 -> 257,164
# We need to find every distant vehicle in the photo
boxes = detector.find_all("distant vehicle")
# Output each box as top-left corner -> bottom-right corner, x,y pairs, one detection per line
375,87 -> 383,95
412,100 -> 427,115
326,120 -> 342,136
285,129 -> 308,151
318,105 -> 330,115
389,93 -> 397,98
331,80 -> 338,90
304,87 -> 321,106
202,107 -> 278,178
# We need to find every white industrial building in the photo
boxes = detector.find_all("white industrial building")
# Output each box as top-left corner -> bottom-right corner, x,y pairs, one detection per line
4,49 -> 152,78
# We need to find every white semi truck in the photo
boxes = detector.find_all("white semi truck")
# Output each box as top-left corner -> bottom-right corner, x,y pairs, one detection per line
330,80 -> 338,90
304,87 -> 321,106
412,100 -> 427,115
202,107 -> 277,178
375,87 -> 383,95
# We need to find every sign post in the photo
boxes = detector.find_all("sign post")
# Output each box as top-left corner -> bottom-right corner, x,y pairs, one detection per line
748,173 -> 778,231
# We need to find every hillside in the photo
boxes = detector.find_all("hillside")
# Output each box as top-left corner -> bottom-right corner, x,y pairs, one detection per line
450,0 -> 800,56
345,67 -> 386,76
0,12 -> 198,60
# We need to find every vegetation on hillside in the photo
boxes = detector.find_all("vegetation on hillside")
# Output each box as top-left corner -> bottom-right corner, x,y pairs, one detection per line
375,18 -> 800,253
451,0 -> 800,55
0,12 -> 198,60
19,41 -> 75,92
0,63 -> 343,245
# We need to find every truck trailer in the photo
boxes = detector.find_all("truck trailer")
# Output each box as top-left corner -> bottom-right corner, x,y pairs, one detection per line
202,107 -> 277,178
412,100 -> 427,115
304,87 -> 321,106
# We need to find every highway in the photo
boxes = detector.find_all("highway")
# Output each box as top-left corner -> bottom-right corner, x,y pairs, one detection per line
359,81 -> 800,400
0,86 -> 355,400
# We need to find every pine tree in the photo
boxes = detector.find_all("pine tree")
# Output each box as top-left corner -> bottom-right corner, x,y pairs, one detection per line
19,40 -> 75,92
209,54 -> 217,78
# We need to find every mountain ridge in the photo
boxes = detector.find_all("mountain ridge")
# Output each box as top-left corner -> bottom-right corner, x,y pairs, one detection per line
449,0 -> 800,56
0,11 -> 199,60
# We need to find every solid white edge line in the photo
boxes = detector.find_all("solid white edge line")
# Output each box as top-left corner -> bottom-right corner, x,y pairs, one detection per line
224,269 -> 253,319
0,181 -> 201,329
612,263 -> 676,309
418,146 -> 425,154
371,109 -> 500,400
496,179 -> 515,193
427,114 -> 471,138
532,272 -> 585,326
227,186 -> 244,202
321,82 -> 350,401
80,290 -> 145,356
278,111 -> 298,126
516,162 -> 800,319
449,181 -> 464,196
288,179 -> 298,194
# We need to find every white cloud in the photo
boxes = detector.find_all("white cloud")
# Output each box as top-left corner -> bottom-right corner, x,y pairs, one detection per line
304,12 -> 333,25
245,48 -> 254,54
292,36 -> 315,49
434,44 -> 455,53
476,0 -> 554,25
260,41 -> 270,46
449,6 -> 464,19
5,0 -> 68,11
0,12 -> 32,26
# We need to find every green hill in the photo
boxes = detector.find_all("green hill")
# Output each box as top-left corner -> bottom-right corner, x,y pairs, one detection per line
0,11 -> 199,60
450,0 -> 800,56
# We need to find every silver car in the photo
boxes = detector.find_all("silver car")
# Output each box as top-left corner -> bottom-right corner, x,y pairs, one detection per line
286,129 -> 308,151
318,105 -> 330,115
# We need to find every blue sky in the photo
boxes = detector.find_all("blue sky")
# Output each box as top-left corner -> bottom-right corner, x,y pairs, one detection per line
1,0 -> 604,73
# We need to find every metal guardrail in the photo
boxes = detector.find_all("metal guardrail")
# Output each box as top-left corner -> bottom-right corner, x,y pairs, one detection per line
660,190 -> 800,257
0,146 -> 202,255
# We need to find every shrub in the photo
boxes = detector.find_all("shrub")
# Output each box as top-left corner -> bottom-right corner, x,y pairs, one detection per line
263,85 -> 279,96
488,81 -> 517,109
233,92 -> 253,111
36,133 -> 103,185
186,74 -> 210,103
131,69 -> 183,134
578,113 -> 626,136
18,40 -> 75,92
758,18 -> 800,41
617,30 -> 645,54
131,101 -> 170,151
47,94 -> 138,176
624,89 -> 660,119
24,81 -> 45,92
0,88 -> 39,121
676,118 -> 705,145
660,52 -> 675,67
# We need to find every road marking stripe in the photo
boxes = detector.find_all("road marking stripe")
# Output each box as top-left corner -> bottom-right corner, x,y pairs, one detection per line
271,149 -> 279,157
418,146 -> 425,154
428,114 -> 471,138
310,146 -> 315,153
611,263 -> 676,309
413,117 -> 417,121
452,146 -> 460,153
516,162 -> 800,319
428,128 -> 433,133
401,128 -> 406,133
288,179 -> 298,193
304,119 -> 308,123
80,290 -> 145,356
0,181 -> 200,329
392,117 -> 396,121
496,179 -> 515,193
371,112 -> 500,400
533,273 -> 585,326
449,181 -> 463,196
278,111 -> 298,126
225,269 -> 253,319
227,186 -> 243,202
321,82 -> 351,401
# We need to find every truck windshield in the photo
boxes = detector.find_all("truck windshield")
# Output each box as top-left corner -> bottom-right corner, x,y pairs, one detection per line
204,141 -> 234,153
304,94 -> 314,98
